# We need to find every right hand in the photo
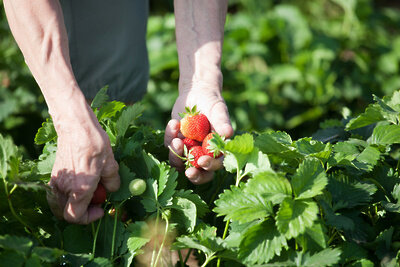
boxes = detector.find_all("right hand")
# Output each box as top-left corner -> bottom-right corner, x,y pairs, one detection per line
47,123 -> 120,224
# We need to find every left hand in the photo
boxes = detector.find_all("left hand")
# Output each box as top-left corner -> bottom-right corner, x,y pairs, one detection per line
164,82 -> 233,184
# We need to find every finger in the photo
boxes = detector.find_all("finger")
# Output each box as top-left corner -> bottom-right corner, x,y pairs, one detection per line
197,155 -> 224,171
46,186 -> 64,220
101,155 -> 120,192
185,167 -> 214,185
62,179 -> 97,223
169,138 -> 185,171
64,202 -> 104,224
209,102 -> 234,138
164,119 -> 180,147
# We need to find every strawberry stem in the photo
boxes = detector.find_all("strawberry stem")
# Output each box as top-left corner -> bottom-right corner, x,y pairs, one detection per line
168,145 -> 187,161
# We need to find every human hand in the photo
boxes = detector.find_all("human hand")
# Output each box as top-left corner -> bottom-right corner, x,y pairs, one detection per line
164,83 -> 233,184
47,123 -> 120,224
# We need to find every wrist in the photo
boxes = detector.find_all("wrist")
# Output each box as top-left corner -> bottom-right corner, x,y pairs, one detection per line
179,68 -> 223,95
48,87 -> 101,136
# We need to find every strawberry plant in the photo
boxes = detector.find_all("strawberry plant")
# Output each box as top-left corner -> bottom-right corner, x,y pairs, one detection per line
0,88 -> 400,266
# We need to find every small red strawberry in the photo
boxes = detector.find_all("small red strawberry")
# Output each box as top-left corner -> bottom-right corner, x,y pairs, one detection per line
183,138 -> 201,151
202,132 -> 223,158
187,146 -> 205,168
91,183 -> 107,205
180,106 -> 210,142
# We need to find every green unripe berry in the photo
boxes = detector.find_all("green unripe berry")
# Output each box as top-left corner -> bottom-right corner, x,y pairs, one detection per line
129,178 -> 147,196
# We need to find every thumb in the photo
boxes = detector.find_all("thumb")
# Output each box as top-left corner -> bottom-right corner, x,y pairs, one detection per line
209,102 -> 234,138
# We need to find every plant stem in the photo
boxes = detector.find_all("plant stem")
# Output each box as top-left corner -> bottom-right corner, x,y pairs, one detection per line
110,206 -> 119,260
201,255 -> 216,267
92,218 -> 102,259
184,248 -> 193,265
150,209 -> 160,267
178,250 -> 184,267
153,216 -> 169,267
3,180 -> 44,246
9,184 -> 17,195
168,145 -> 187,161
218,166 -> 242,267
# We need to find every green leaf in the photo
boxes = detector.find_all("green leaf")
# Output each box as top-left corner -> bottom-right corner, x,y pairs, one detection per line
222,153 -> 242,173
356,145 -> 381,170
244,148 -> 271,176
109,162 -> 135,202
97,101 -> 126,121
225,133 -> 254,154
35,151 -> 56,175
347,259 -> 375,267
85,257 -> 113,267
214,185 -> 273,223
96,214 -> 127,259
141,178 -> 158,213
224,221 -> 259,249
339,242 -> 368,264
170,197 -> 197,233
34,118 -> 57,145
300,248 -> 342,266
385,90 -> 400,111
294,138 -> 332,161
0,235 -> 33,255
276,198 -> 319,239
32,247 -> 64,263
245,171 -> 292,205
156,163 -> 178,207
373,94 -> 399,115
116,103 -> 144,139
174,189 -> 209,217
0,251 -> 25,267
269,64 -> 301,85
91,86 -> 109,109
345,105 -> 386,130
255,131 -> 292,154
392,184 -> 400,203
328,174 -> 377,209
238,219 -> 288,265
332,141 -> 361,162
291,158 -> 327,199
323,207 -> 355,231
296,221 -> 328,252
140,152 -> 178,211
0,134 -> 18,179
126,221 -> 151,257
63,225 -> 92,254
370,124 -> 400,145
172,224 -> 224,257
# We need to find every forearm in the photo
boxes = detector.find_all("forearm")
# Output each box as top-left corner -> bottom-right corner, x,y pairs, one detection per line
3,0 -> 95,133
174,0 -> 228,92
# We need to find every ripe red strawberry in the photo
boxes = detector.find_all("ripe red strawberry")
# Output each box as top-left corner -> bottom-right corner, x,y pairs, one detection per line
202,132 -> 223,158
187,146 -> 205,169
183,138 -> 201,151
91,183 -> 107,205
180,106 -> 210,142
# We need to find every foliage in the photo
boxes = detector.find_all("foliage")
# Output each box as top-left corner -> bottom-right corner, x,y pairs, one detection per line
2,0 -> 400,156
0,89 -> 400,266
1,0 -> 400,266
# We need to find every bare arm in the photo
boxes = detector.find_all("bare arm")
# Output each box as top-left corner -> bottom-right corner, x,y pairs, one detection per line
3,0 -> 120,224
165,0 -> 233,184
174,0 -> 227,92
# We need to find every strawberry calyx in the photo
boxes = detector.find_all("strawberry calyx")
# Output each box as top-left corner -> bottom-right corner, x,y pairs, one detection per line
179,105 -> 200,118
203,132 -> 225,158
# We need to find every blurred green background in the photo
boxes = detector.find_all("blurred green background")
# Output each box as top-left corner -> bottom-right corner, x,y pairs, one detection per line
1,0 -> 400,158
